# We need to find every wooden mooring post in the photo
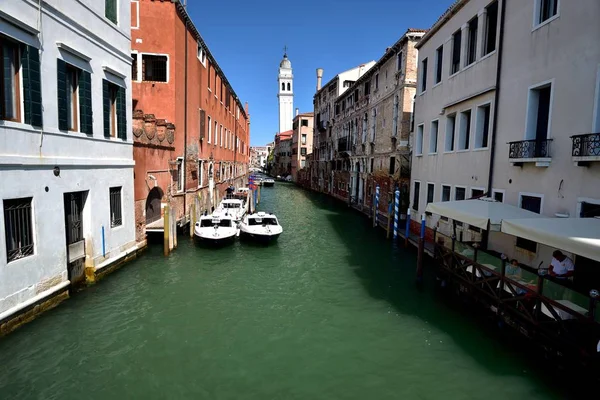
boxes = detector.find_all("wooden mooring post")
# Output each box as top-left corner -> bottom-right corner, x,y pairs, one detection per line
163,204 -> 170,256
189,202 -> 195,238
416,213 -> 425,283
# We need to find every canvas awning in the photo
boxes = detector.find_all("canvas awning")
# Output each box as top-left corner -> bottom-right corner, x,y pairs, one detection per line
425,198 -> 542,230
501,217 -> 600,262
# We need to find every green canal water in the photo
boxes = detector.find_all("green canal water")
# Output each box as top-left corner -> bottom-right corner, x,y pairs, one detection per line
0,184 -> 573,399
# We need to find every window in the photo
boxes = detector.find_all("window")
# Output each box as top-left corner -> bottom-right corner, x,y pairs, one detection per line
301,160 -> 306,168
451,30 -> 461,75
0,38 -> 20,122
281,83 -> 285,91
536,0 -> 558,25
427,183 -> 435,204
517,194 -> 542,252
109,187 -> 122,227
466,17 -> 478,66
455,187 -> 466,201
526,84 -> 552,143
389,156 -> 395,175
287,82 -> 291,91
415,124 -> 424,155
105,0 -> 117,24
354,89 -> 359,102
220,125 -> 223,147
413,182 -> 420,211
197,42 -> 206,66
474,104 -> 491,148
207,116 -> 212,143
102,80 -> 126,139
213,120 -> 218,145
65,65 -> 79,131
396,51 -> 403,72
370,158 -> 374,173
301,119 -> 308,127
370,108 -> 376,142
301,134 -> 307,145
364,80 -> 370,95
484,1 -> 498,55
492,190 -> 504,202
131,53 -> 138,81
57,60 -> 92,134
142,54 -> 167,82
198,160 -> 204,187
435,46 -> 443,84
301,147 -> 307,156
375,73 -> 379,90
471,188 -> 485,198
429,120 -> 439,153
442,185 -> 451,202
420,58 -> 428,92
445,114 -> 456,151
176,158 -> 183,192
4,197 -> 34,262
458,110 -> 471,150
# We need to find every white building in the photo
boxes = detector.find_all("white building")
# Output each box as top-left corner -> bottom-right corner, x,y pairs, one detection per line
0,1 -> 136,324
278,50 -> 293,134
411,0 -> 501,240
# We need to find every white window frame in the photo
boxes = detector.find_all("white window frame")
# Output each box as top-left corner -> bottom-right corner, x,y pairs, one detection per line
474,101 -> 492,149
445,113 -> 456,152
207,115 -> 212,143
198,160 -> 203,188
426,182 -> 436,204
412,180 -> 421,212
429,119 -> 439,154
532,0 -> 560,31
441,184 -> 452,202
454,185 -> 468,201
415,124 -> 424,155
518,192 -> 544,214
434,45 -> 443,85
131,1 -> 140,30
139,52 -> 170,83
492,189 -> 505,203
197,41 -> 206,67
458,109 -> 472,151
470,187 -> 486,199
576,197 -> 600,218
420,57 -> 428,94
176,157 -> 184,193
524,79 -> 554,141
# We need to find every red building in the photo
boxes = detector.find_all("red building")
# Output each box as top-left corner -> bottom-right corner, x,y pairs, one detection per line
131,0 -> 250,242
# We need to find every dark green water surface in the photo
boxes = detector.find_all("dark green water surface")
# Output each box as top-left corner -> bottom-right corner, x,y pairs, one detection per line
0,184 -> 568,399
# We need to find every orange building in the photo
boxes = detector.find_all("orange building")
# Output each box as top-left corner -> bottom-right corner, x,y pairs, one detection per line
131,0 -> 250,240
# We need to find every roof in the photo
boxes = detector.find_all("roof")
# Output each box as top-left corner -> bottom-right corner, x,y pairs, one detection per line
338,28 -> 427,101
415,0 -> 469,49
276,129 -> 293,138
501,218 -> 600,262
172,1 -> 248,119
280,54 -> 292,69
425,198 -> 542,230
314,62 -> 376,98
293,112 -> 314,120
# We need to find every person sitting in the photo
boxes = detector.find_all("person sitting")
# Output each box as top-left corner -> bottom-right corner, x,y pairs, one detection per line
548,250 -> 575,279
506,259 -> 522,280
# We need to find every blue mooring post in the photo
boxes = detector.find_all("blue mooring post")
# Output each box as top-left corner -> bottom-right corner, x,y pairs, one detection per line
404,207 -> 411,247
393,190 -> 400,240
375,185 -> 380,227
416,213 -> 426,283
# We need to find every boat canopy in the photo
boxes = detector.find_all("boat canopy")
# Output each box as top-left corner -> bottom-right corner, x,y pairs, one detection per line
501,217 -> 600,262
425,198 -> 542,230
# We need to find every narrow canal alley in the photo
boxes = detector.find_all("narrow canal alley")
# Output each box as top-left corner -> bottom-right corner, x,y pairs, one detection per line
0,184 -> 571,399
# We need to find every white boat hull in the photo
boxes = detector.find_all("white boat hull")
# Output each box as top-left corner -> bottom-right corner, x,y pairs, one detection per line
239,224 -> 282,243
194,226 -> 237,246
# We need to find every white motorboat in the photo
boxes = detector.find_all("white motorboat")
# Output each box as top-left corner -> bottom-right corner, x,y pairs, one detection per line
194,212 -> 238,246
239,212 -> 283,243
263,178 -> 275,187
216,198 -> 247,223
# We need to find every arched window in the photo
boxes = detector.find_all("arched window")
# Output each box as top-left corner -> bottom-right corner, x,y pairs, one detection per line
282,83 -> 285,91
287,83 -> 291,91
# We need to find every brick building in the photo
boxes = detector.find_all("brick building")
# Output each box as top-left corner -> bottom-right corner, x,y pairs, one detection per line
131,0 -> 250,241
291,111 -> 314,182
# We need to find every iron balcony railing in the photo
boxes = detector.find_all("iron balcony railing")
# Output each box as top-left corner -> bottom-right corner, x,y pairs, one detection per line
571,133 -> 600,157
508,139 -> 552,159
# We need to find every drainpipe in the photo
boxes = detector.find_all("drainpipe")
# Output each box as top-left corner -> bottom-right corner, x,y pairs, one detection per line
182,0 -> 188,223
486,0 -> 506,197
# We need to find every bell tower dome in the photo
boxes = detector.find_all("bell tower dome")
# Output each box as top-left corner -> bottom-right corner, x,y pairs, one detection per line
277,47 -> 293,133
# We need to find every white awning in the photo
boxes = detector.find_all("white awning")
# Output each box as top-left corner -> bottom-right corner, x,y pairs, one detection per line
425,198 -> 542,230
501,218 -> 600,262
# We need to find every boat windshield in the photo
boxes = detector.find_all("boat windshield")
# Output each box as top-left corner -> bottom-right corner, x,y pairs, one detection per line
200,220 -> 213,227
219,219 -> 232,227
248,217 -> 278,226
223,203 -> 240,209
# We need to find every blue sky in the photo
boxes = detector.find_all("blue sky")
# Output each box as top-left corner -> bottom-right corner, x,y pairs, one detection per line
187,0 -> 451,146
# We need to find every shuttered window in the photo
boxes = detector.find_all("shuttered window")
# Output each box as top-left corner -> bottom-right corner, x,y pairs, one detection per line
21,44 -> 42,127
105,0 -> 117,24
57,60 -> 92,133
78,70 -> 93,134
103,79 -> 126,140
1,36 -> 21,122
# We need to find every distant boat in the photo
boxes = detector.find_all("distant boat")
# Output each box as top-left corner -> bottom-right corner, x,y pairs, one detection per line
194,213 -> 238,246
263,178 -> 275,187
239,212 -> 283,243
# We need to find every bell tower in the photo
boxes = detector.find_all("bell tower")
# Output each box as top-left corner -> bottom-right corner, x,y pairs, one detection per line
277,47 -> 293,133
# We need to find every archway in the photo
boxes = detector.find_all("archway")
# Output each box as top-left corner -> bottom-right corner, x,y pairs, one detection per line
145,186 -> 164,224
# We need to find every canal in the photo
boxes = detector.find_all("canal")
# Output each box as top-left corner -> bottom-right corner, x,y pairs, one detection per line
0,184 -> 572,399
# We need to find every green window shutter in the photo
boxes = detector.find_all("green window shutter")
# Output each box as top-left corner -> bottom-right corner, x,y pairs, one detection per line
22,45 -> 43,127
56,59 -> 68,131
78,70 -> 93,134
116,86 -> 126,140
102,79 -> 110,138
105,0 -> 117,24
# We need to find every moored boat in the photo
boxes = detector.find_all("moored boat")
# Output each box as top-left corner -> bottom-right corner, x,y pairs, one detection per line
193,213 -> 238,246
216,198 -> 247,223
239,212 -> 283,243
263,178 -> 275,187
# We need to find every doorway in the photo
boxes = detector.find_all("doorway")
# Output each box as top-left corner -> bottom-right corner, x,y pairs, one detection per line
64,191 -> 87,285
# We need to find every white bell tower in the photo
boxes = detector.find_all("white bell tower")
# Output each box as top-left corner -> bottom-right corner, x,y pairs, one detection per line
278,47 -> 293,133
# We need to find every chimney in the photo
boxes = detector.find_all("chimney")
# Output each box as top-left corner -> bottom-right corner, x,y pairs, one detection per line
316,68 -> 323,91
295,108 -> 299,117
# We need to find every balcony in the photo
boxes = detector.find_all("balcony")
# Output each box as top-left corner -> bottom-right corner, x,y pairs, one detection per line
337,137 -> 351,156
508,139 -> 552,167
571,133 -> 600,166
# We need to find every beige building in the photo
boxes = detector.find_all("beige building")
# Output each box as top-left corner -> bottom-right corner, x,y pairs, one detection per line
291,110 -> 314,182
411,0 -> 502,239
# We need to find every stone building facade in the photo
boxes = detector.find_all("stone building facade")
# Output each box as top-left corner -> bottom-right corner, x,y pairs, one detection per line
291,112 -> 314,182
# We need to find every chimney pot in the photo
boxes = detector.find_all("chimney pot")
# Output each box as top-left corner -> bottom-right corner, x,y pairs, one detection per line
295,108 -> 299,117
316,68 -> 324,91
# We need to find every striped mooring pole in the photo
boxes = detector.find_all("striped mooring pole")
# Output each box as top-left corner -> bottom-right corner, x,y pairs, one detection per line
375,185 -> 380,227
393,189 -> 400,240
